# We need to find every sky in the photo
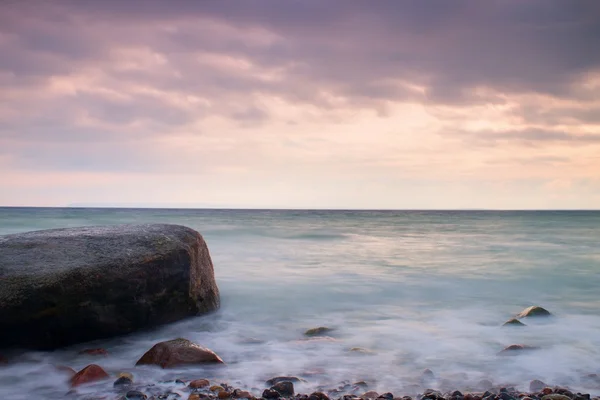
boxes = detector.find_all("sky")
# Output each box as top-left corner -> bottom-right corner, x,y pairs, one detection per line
1,1 -> 599,209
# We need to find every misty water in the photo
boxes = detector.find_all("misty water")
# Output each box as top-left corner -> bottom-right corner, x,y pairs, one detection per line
1,208 -> 599,399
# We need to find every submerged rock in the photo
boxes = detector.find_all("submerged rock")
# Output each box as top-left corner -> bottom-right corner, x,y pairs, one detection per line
304,327 -> 334,337
272,381 -> 295,396
498,344 -> 539,355
136,338 -> 224,368
516,306 -> 552,319
503,319 -> 526,327
0,224 -> 220,350
70,364 -> 109,387
530,380 -> 546,392
190,379 -> 211,389
266,376 -> 306,386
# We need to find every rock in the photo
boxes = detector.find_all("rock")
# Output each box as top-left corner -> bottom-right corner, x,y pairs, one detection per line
125,390 -> 148,400
0,224 -> 220,350
363,391 -> 380,399
379,393 -> 394,400
542,389 -> 554,395
349,347 -> 374,354
190,379 -> 211,389
262,389 -> 280,399
421,368 -> 435,381
0,354 -> 7,364
218,391 -> 231,399
135,338 -> 224,368
304,327 -> 333,337
309,392 -> 330,400
211,386 -> 225,392
79,348 -> 109,356
498,344 -> 539,355
114,376 -> 133,387
542,395 -> 571,400
516,306 -> 552,319
503,319 -> 526,327
233,390 -> 253,399
272,381 -> 294,396
70,364 -> 109,387
266,376 -> 306,386
530,380 -> 546,392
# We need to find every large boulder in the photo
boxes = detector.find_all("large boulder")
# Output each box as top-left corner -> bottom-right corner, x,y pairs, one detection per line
0,224 -> 220,350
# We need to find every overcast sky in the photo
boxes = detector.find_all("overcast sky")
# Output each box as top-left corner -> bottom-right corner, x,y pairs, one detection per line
1,1 -> 599,209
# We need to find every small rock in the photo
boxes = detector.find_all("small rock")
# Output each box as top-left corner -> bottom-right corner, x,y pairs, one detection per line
422,369 -> 435,380
379,393 -> 394,400
272,381 -> 294,396
262,389 -> 280,399
308,392 -> 330,400
516,306 -> 552,319
114,376 -> 133,387
498,344 -> 539,355
190,379 -> 210,389
211,386 -> 225,392
126,390 -> 148,400
353,381 -> 369,388
218,391 -> 231,399
503,319 -> 526,327
70,364 -> 109,387
530,380 -> 546,393
363,391 -> 380,399
266,376 -> 305,386
136,338 -> 224,369
79,348 -> 109,356
304,327 -> 334,337
542,388 -> 554,395
234,390 -> 253,399
349,347 -> 374,354
542,395 -> 571,400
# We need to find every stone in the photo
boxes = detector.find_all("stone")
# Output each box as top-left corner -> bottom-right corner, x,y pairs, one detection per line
379,393 -> 394,400
0,224 -> 220,350
266,376 -> 306,386
190,379 -> 211,389
349,347 -> 375,354
55,365 -> 77,376
272,381 -> 294,396
503,319 -> 526,327
218,391 -> 231,399
530,380 -> 546,393
304,327 -> 333,337
211,386 -> 225,392
233,390 -> 253,399
79,348 -> 109,356
363,391 -> 380,399
125,390 -> 148,400
516,306 -> 552,319
114,376 -> 133,387
262,389 -> 280,399
70,364 -> 109,387
136,338 -> 224,368
497,344 -> 539,355
542,389 -> 554,395
308,392 -> 330,400
542,395 -> 571,400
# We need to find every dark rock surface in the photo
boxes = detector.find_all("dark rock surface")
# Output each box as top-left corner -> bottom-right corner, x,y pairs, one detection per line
0,224 -> 220,350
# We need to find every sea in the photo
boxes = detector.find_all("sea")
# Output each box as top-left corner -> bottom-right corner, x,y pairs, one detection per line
0,208 -> 599,399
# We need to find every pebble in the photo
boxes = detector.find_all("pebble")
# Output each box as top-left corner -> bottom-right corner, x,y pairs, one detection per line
190,379 -> 210,389
272,381 -> 294,396
262,389 -> 281,399
211,386 -> 225,392
114,376 -> 134,387
125,390 -> 148,400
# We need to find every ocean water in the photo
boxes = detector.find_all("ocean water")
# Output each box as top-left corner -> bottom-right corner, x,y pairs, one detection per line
1,208 -> 600,399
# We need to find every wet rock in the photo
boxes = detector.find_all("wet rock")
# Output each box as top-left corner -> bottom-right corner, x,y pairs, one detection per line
211,386 -> 225,392
379,393 -> 394,400
363,391 -> 380,399
125,390 -> 148,400
503,319 -> 526,327
114,376 -> 134,387
498,344 -> 539,355
0,224 -> 220,350
262,389 -> 280,399
349,347 -> 375,354
304,327 -> 334,337
541,395 -> 571,400
308,392 -> 330,400
353,381 -> 369,388
272,381 -> 294,396
233,390 -> 253,399
136,338 -> 224,368
266,376 -> 306,386
70,364 -> 109,387
542,389 -> 554,395
516,306 -> 552,319
530,380 -> 546,393
79,348 -> 109,356
218,391 -> 231,399
190,379 -> 210,389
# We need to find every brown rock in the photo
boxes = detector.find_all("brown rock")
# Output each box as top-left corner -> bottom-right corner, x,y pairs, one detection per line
190,379 -> 211,389
70,364 -> 109,387
211,386 -> 225,392
233,390 -> 253,399
363,392 -> 380,399
79,348 -> 109,356
304,327 -> 334,337
542,388 -> 554,395
503,319 -> 526,327
516,306 -> 552,319
135,338 -> 224,368
498,344 -> 539,355
218,391 -> 231,399
272,381 -> 294,396
541,395 -> 571,400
